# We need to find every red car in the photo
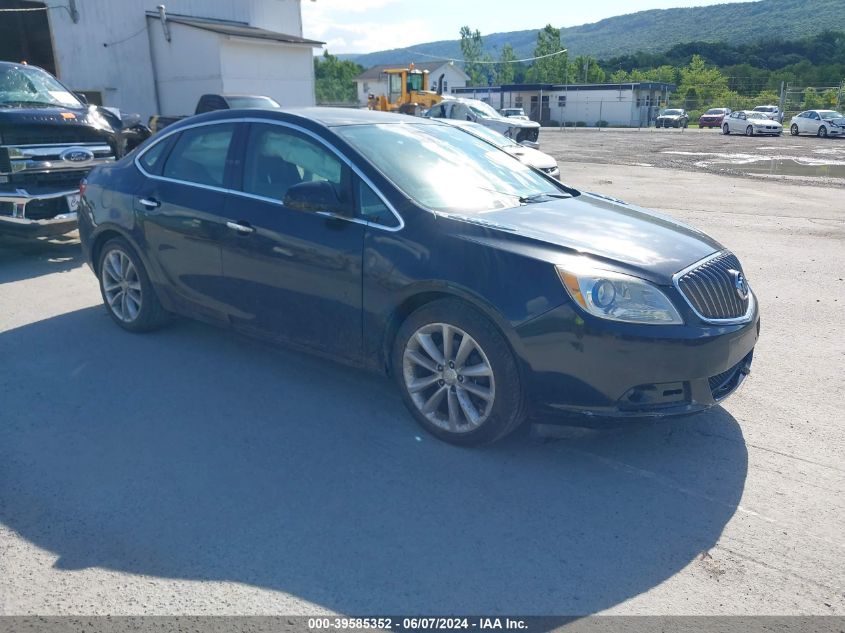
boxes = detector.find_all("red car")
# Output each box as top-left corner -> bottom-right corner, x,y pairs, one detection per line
699,108 -> 731,128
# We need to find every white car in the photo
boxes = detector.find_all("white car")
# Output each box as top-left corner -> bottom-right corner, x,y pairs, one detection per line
500,107 -> 530,120
752,105 -> 783,123
722,110 -> 783,136
789,110 -> 845,137
436,119 -> 560,179
426,98 -> 541,147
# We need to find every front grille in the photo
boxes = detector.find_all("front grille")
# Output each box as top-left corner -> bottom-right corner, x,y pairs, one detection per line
708,351 -> 752,400
0,124 -> 107,145
515,127 -> 539,143
676,251 -> 750,320
9,170 -> 87,189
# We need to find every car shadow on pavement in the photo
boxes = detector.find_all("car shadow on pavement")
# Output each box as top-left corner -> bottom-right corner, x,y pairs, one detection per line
0,234 -> 83,284
0,306 -> 749,615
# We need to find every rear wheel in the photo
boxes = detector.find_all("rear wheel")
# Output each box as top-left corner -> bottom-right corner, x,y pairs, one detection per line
818,126 -> 828,138
790,124 -> 799,136
392,299 -> 526,446
745,125 -> 754,136
98,238 -> 168,332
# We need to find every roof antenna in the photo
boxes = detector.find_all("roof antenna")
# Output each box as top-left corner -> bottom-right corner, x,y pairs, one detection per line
158,5 -> 171,42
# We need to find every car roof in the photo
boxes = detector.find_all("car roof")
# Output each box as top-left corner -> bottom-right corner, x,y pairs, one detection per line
165,106 -> 437,131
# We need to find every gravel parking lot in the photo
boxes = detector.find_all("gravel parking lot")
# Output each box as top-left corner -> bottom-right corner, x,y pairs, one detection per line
1,131 -> 843,616
540,127 -> 845,188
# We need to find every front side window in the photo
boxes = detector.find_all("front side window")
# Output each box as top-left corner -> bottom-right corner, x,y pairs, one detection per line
241,123 -> 344,201
162,124 -> 235,187
337,122 -> 569,214
139,135 -> 175,175
358,180 -> 398,228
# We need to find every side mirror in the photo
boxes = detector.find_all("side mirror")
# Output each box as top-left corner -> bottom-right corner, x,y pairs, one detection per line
283,180 -> 349,215
74,92 -> 88,105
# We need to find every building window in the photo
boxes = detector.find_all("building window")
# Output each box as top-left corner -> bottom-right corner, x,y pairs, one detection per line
443,79 -> 448,93
558,95 -> 566,107
530,96 -> 538,103
515,96 -> 523,106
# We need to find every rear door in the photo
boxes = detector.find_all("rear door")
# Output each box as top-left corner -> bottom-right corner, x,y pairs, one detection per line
218,121 -> 366,361
134,122 -> 237,320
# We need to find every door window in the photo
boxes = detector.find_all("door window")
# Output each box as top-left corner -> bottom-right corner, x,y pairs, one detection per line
241,123 -> 345,202
162,124 -> 235,188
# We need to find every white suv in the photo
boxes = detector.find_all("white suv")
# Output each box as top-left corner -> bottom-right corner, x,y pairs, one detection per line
752,105 -> 783,123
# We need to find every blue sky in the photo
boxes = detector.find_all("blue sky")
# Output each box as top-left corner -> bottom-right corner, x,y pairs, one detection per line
302,0 -> 743,54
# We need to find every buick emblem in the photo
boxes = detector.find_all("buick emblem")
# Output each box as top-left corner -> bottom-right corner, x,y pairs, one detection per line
60,147 -> 94,163
729,269 -> 749,300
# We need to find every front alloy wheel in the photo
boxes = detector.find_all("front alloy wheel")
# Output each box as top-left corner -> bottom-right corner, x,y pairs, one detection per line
818,126 -> 828,138
403,323 -> 495,433
745,125 -> 754,136
790,124 -> 799,136
393,299 -> 525,445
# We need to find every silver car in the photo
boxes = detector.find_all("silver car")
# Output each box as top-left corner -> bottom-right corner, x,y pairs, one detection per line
426,98 -> 541,147
436,119 -> 560,179
722,110 -> 783,136
788,110 -> 845,137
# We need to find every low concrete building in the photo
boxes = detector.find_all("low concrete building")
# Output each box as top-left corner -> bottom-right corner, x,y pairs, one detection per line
453,82 -> 676,127
0,0 -> 323,119
355,61 -> 470,107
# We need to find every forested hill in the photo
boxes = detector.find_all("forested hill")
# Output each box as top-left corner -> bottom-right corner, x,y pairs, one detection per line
341,0 -> 845,67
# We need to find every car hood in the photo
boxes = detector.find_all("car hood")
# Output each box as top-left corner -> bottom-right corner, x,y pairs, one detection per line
823,116 -> 845,126
447,192 -> 721,282
487,116 -> 539,129
505,145 -> 557,170
657,114 -> 683,119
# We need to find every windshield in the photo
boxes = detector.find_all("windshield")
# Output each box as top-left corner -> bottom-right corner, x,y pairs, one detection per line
226,96 -> 280,109
747,112 -> 769,120
0,65 -> 82,108
662,109 -> 683,115
753,106 -> 776,112
337,123 -> 568,214
819,111 -> 844,120
452,122 -> 519,149
467,101 -> 501,119
408,73 -> 425,92
705,109 -> 724,115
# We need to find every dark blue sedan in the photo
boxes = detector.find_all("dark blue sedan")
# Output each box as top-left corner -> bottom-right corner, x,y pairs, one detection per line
78,108 -> 759,445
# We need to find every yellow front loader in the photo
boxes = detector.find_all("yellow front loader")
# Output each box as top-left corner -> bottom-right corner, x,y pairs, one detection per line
367,64 -> 446,116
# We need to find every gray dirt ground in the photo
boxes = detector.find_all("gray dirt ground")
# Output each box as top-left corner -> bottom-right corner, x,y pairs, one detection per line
0,130 -> 843,616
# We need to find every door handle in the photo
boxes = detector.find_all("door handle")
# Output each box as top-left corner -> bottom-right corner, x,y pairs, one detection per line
139,197 -> 161,209
226,221 -> 255,235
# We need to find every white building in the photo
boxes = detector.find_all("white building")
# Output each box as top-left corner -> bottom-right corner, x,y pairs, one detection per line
0,0 -> 323,119
453,82 -> 677,127
354,61 -> 470,107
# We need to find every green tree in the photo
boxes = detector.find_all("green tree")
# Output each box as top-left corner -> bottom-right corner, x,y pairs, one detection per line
460,26 -> 485,85
677,54 -> 729,110
527,24 -> 567,83
569,56 -> 605,84
496,43 -> 517,85
314,50 -> 363,104
803,87 -> 824,109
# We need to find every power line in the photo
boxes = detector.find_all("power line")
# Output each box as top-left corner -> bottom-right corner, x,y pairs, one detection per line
406,48 -> 568,65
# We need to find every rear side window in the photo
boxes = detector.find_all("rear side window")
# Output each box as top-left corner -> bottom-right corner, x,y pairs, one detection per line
162,124 -> 235,188
138,136 -> 174,175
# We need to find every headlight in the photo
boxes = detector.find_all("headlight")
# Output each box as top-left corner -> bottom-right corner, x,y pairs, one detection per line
556,264 -> 683,325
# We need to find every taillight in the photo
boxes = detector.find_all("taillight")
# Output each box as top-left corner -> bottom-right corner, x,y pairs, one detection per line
79,178 -> 87,197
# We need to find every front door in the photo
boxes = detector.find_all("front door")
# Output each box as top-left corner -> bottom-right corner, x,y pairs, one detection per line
219,122 -> 365,362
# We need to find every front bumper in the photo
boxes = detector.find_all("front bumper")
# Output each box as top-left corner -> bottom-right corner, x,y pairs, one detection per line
0,187 -> 79,237
515,299 -> 760,423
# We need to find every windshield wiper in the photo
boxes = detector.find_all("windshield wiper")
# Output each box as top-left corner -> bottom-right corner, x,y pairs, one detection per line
518,191 -> 571,204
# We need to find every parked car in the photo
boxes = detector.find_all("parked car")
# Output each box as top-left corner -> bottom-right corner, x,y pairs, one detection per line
0,61 -> 121,238
655,108 -> 689,128
500,107 -> 530,120
149,93 -> 281,133
698,108 -> 731,129
426,98 -> 540,146
436,119 -> 560,179
788,110 -> 845,137
722,110 -> 783,136
752,105 -> 783,123
78,108 -> 759,446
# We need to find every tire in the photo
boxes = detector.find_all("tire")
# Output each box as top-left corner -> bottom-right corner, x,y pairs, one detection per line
392,298 -> 526,446
818,126 -> 828,138
723,124 -> 730,135
745,125 -> 754,136
790,124 -> 799,136
97,237 -> 168,332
